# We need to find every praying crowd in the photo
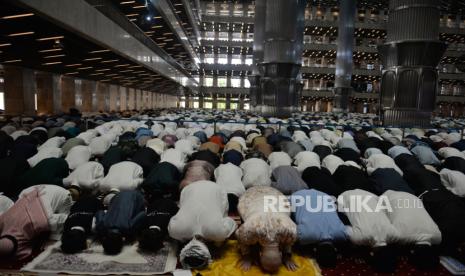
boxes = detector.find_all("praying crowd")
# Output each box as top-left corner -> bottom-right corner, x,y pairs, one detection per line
1,109 -> 465,273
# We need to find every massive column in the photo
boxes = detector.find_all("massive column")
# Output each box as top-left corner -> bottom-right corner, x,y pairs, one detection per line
379,0 -> 446,127
253,0 -> 306,117
3,66 -> 36,116
249,0 -> 266,113
333,0 -> 356,113
61,76 -> 76,113
36,72 -> 55,115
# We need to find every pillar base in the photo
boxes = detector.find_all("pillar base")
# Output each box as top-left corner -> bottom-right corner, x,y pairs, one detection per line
383,109 -> 431,128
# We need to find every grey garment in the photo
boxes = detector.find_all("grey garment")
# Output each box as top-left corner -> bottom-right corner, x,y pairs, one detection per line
298,139 -> 314,151
387,145 -> 412,159
280,141 -> 305,159
271,166 -> 308,195
61,138 -> 86,156
337,139 -> 360,153
411,145 -> 441,166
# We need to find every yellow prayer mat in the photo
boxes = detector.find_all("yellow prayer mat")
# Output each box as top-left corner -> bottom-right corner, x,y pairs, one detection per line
192,240 -> 321,276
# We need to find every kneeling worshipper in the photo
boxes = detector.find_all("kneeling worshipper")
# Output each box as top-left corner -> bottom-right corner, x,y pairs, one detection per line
131,147 -> 160,177
65,145 -> 92,171
61,196 -> 104,253
62,161 -> 105,193
290,189 -> 348,268
138,198 -> 179,252
99,161 -> 144,194
160,148 -> 186,172
338,189 -> 400,272
16,158 -> 70,195
240,157 -> 272,188
95,190 -> 146,255
236,186 -> 298,273
179,160 -> 215,190
369,168 -> 415,195
142,162 -> 182,201
301,166 -> 344,198
168,180 -> 236,269
268,151 -> 293,170
271,166 -> 308,195
382,190 -> 442,270
189,149 -> 221,168
214,163 -> 245,211
293,151 -> 320,173
0,185 -> 74,260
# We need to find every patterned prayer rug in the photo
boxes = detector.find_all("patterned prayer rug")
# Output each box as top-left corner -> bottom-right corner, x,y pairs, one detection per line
22,241 -> 177,275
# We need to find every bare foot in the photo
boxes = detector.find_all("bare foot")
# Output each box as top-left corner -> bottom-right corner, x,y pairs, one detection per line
240,257 -> 253,271
284,258 -> 298,271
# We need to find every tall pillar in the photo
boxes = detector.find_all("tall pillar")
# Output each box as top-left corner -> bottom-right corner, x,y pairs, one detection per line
249,0 -> 266,112
258,0 -> 306,117
199,95 -> 204,109
212,94 -> 218,109
239,96 -> 245,110
81,80 -> 94,113
225,95 -> 231,110
61,76 -> 76,113
36,72 -> 55,115
379,0 -> 447,127
96,82 -> 109,112
333,0 -> 356,113
185,94 -> 190,108
3,66 -> 36,116
119,86 -> 127,111
109,85 -> 119,111
128,88 -> 135,110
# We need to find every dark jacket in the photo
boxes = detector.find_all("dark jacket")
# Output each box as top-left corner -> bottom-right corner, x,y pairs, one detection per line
64,196 -> 104,234
141,199 -> 179,236
369,168 -> 415,195
142,162 -> 182,200
96,190 -> 145,238
333,165 -> 376,194
131,147 -> 160,177
301,166 -> 343,198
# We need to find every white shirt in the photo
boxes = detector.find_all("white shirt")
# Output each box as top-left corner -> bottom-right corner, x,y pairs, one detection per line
76,130 -> 98,145
438,147 -> 465,159
63,161 -> 105,191
240,158 -> 272,188
19,185 -> 73,240
89,136 -> 112,156
440,168 -> 465,196
175,139 -> 195,156
160,148 -> 186,172
39,137 -> 66,150
214,163 -> 245,197
168,180 -> 236,242
268,152 -> 292,171
146,138 -> 166,155
294,151 -> 320,172
65,145 -> 92,170
322,155 -> 345,175
28,147 -> 63,167
383,190 -> 441,246
365,154 -> 403,176
100,161 -> 144,192
338,189 -> 399,247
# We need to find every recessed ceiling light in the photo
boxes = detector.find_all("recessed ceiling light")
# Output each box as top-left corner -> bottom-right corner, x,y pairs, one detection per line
43,61 -> 62,65
77,66 -> 93,70
8,31 -> 34,37
89,49 -> 110,54
0,43 -> 12,47
37,36 -> 64,41
83,57 -> 102,61
44,54 -> 65,58
3,59 -> 22,63
39,48 -> 62,53
2,13 -> 34,19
